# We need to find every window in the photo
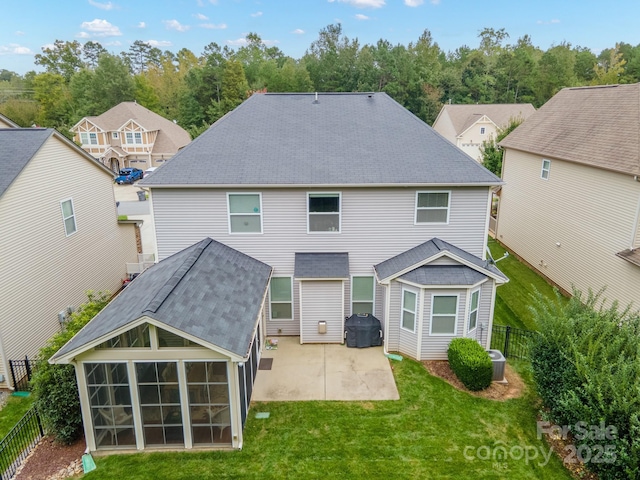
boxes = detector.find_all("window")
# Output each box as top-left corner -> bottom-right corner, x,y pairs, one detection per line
541,159 -> 551,180
60,199 -> 77,236
186,362 -> 231,445
270,277 -> 292,320
228,193 -> 262,233
468,290 -> 480,332
308,193 -> 340,232
95,324 -> 151,349
157,327 -> 200,348
80,132 -> 98,145
431,295 -> 458,335
416,192 -> 450,224
125,132 -> 143,145
401,289 -> 417,332
112,132 -> 119,139
480,127 -> 486,135
352,276 -> 374,315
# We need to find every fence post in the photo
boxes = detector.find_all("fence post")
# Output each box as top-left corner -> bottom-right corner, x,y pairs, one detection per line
504,326 -> 511,359
24,355 -> 32,383
9,360 -> 18,391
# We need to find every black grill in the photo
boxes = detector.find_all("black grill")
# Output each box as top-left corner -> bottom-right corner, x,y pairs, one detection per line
344,314 -> 382,348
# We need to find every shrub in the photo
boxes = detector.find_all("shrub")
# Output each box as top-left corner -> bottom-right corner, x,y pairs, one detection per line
447,338 -> 493,391
30,291 -> 109,444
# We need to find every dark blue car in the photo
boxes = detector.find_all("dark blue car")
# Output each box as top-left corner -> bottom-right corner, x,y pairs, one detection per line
115,168 -> 144,184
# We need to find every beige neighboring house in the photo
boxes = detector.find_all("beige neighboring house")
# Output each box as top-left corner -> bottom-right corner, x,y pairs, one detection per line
497,84 -> 640,310
0,128 -> 140,390
70,102 -> 191,173
0,112 -> 19,128
432,103 -> 536,161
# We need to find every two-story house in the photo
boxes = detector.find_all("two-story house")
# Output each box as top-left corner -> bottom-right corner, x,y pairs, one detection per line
70,102 -> 191,172
432,103 -> 536,161
497,84 -> 640,309
0,128 -> 140,390
51,93 -> 507,453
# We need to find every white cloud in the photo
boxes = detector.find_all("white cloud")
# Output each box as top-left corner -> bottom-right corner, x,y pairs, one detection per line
164,19 -> 190,32
15,31 -> 25,36
251,11 -> 263,17
0,43 -> 33,55
147,40 -> 172,47
104,40 -> 122,46
291,28 -> 305,34
137,21 -> 146,28
536,19 -> 561,25
77,31 -> 91,39
328,0 -> 385,8
200,23 -> 227,29
80,19 -> 122,37
227,38 -> 248,46
355,14 -> 370,20
430,0 -> 440,4
88,0 -> 116,10
194,13 -> 208,20
404,0 -> 423,5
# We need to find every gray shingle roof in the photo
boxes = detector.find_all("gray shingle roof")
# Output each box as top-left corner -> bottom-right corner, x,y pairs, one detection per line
435,104 -> 536,136
399,265 -> 487,286
500,84 -> 640,176
294,252 -> 349,278
52,238 -> 272,361
0,128 -> 52,198
374,237 -> 507,283
140,93 -> 501,187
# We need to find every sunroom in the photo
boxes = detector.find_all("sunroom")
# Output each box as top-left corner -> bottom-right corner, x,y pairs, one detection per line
50,238 -> 272,452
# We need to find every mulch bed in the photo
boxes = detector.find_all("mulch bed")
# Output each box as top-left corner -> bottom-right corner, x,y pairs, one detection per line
14,435 -> 85,480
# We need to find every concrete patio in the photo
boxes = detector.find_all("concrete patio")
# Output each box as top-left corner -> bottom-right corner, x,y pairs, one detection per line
252,337 -> 400,401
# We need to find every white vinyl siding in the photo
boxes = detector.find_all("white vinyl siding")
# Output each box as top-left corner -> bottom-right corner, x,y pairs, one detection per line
300,281 -> 344,343
415,191 -> 450,224
541,159 -> 551,179
227,193 -> 262,234
60,198 -> 77,236
351,276 -> 374,315
401,288 -> 417,333
269,277 -> 293,320
308,192 -> 340,233
430,294 -> 458,335
498,149 -> 640,312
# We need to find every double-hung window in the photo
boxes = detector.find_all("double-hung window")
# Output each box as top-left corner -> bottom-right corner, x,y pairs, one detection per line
270,277 -> 293,320
401,289 -> 417,332
468,290 -> 480,332
431,295 -> 458,335
352,276 -> 374,315
227,193 -> 262,233
60,198 -> 77,236
308,193 -> 340,232
80,132 -> 98,145
125,132 -> 143,145
541,159 -> 551,180
416,191 -> 450,224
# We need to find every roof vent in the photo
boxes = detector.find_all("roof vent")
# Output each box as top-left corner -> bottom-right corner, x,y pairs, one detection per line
313,92 -> 319,104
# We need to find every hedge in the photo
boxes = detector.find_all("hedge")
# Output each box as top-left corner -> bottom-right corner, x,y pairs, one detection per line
447,337 -> 492,391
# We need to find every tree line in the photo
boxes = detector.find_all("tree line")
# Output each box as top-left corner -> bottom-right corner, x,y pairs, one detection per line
1,24 -> 638,139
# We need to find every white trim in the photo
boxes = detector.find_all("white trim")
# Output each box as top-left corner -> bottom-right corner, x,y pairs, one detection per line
268,276 -> 293,321
429,293 -> 459,336
395,277 -> 488,290
483,188 -> 492,259
485,281 -> 497,349
350,275 -> 375,316
226,192 -> 263,234
60,197 -> 77,236
541,159 -> 551,180
414,190 -> 451,225
307,191 -> 341,234
298,282 -> 304,344
400,287 -> 418,334
416,288 -> 425,360
467,288 -> 480,334
145,182 -> 504,189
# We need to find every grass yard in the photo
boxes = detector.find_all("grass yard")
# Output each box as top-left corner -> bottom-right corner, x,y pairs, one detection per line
85,359 -> 572,480
0,394 -> 34,440
488,238 -> 568,330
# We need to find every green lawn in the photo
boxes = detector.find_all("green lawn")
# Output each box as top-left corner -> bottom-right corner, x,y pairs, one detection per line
86,359 -> 572,479
488,238 -> 568,331
0,394 -> 34,440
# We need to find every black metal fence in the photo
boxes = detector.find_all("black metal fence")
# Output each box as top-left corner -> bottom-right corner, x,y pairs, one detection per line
8,357 -> 35,392
0,407 -> 45,480
490,325 -> 538,360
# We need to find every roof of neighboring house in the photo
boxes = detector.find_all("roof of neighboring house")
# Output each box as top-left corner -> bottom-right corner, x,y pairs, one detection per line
374,237 -> 507,283
399,265 -> 487,286
294,252 -> 349,279
500,84 -> 640,176
51,238 -> 272,362
434,103 -> 536,137
141,93 -> 501,187
0,113 -> 19,128
79,102 -> 191,155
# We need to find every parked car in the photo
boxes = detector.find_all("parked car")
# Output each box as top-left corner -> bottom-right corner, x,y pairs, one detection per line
115,168 -> 144,184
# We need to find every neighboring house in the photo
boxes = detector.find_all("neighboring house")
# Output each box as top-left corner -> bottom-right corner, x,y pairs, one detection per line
0,128 -> 140,390
70,102 -> 191,173
497,84 -> 640,310
51,92 -> 507,453
432,103 -> 536,161
0,113 -> 19,128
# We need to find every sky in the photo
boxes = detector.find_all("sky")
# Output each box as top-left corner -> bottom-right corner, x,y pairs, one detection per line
1,0 -> 640,75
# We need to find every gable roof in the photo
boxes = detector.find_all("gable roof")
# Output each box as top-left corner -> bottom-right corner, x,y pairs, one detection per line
0,128 -> 51,198
434,104 -> 536,137
374,237 -> 507,284
51,238 -> 272,362
79,102 -> 191,154
0,113 -> 19,128
399,265 -> 487,286
141,93 -> 501,187
500,84 -> 640,176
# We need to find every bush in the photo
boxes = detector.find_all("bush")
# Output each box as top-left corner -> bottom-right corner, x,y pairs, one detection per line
30,291 -> 109,444
447,338 -> 493,391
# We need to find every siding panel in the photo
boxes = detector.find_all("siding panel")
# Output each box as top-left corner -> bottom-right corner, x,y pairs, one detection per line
421,290 -> 467,360
300,281 -> 344,343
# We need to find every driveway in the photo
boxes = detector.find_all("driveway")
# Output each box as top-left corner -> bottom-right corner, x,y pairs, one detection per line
252,337 -> 400,401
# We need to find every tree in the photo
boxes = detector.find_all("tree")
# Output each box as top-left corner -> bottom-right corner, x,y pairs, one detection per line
32,72 -> 72,128
123,40 -> 162,74
82,41 -> 107,69
479,117 -> 523,175
91,53 -> 135,112
218,59 -> 249,116
34,40 -> 83,82
591,43 -> 626,85
31,292 -> 110,444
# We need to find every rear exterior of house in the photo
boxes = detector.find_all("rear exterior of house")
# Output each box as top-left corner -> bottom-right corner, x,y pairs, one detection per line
497,84 -> 640,309
0,129 -> 139,389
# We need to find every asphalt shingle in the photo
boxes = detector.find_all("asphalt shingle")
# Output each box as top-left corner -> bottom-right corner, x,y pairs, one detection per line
0,128 -> 52,197
294,252 -> 349,278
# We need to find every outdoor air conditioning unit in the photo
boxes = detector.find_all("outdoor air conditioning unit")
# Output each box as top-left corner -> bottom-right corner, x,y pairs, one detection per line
487,349 -> 506,382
